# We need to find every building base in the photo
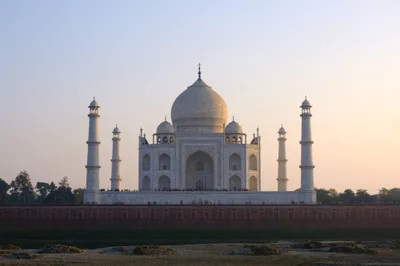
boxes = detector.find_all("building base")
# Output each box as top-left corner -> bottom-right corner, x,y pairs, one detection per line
83,190 -> 317,205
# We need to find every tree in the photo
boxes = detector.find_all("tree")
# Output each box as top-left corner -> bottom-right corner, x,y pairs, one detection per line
315,188 -> 332,204
327,188 -> 339,203
59,176 -> 69,188
73,188 -> 84,205
44,177 -> 75,205
339,189 -> 355,204
388,188 -> 400,202
9,171 -> 36,204
0,178 -> 10,204
35,182 -> 50,203
44,186 -> 76,205
355,189 -> 373,203
49,182 -> 57,194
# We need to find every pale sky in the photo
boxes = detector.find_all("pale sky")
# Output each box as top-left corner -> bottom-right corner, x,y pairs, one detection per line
1,0 -> 400,194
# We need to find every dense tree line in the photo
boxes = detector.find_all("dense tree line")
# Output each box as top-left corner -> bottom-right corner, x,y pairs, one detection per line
315,188 -> 400,204
0,171 -> 83,205
1,171 -> 400,205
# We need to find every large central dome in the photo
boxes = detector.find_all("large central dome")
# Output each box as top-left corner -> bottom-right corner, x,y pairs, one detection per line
171,71 -> 228,133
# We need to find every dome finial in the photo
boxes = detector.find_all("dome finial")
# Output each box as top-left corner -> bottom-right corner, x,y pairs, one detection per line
198,63 -> 201,79
232,116 -> 235,121
165,115 -> 167,121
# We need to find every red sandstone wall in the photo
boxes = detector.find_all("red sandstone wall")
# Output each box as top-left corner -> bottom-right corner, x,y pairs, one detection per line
0,205 -> 399,229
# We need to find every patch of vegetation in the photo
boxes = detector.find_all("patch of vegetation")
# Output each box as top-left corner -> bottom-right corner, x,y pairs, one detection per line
292,240 -> 325,249
1,244 -> 21,250
38,244 -> 86,254
0,250 -> 12,256
132,245 -> 176,255
292,240 -> 380,254
242,245 -> 281,256
328,243 -> 379,254
4,252 -> 40,259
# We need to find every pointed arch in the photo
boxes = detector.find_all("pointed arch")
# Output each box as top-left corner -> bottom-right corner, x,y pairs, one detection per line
229,175 -> 241,191
185,150 -> 214,190
249,154 -> 257,170
158,153 -> 171,170
142,176 -> 150,191
250,176 -> 257,191
142,154 -> 150,170
158,175 -> 171,190
229,153 -> 241,171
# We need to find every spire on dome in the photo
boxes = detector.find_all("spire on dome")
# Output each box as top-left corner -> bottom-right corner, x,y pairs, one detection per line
198,63 -> 201,79
165,115 -> 167,121
232,116 -> 235,121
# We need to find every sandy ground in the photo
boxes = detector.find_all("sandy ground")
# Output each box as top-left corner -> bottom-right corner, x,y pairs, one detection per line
2,241 -> 400,265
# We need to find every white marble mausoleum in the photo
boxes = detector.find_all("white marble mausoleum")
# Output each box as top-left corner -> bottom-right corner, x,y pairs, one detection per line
83,66 -> 317,205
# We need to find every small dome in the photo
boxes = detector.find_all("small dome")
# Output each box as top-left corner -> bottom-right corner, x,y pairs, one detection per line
225,120 -> 243,134
156,120 -> 174,134
113,125 -> 120,134
301,97 -> 312,108
89,97 -> 99,108
278,125 -> 286,134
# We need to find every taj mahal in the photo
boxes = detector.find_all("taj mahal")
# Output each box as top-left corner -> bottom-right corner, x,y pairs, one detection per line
83,65 -> 317,205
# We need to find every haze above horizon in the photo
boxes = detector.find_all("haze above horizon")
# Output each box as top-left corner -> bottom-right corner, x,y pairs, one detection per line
1,0 -> 400,193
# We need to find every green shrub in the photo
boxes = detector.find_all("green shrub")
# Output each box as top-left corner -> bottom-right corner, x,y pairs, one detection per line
132,245 -> 176,255
38,244 -> 85,254
1,244 -> 21,250
243,245 -> 281,256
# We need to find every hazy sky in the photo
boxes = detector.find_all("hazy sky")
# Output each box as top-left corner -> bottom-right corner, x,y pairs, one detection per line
1,0 -> 400,193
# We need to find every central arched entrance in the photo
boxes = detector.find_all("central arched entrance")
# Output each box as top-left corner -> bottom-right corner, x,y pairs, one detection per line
185,150 -> 214,190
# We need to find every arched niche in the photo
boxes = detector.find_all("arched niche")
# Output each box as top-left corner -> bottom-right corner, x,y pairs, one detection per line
249,176 -> 257,191
142,154 -> 150,170
142,176 -> 150,191
185,150 -> 214,190
229,175 -> 241,190
158,175 -> 171,190
158,153 -> 171,170
249,154 -> 257,170
229,153 -> 241,171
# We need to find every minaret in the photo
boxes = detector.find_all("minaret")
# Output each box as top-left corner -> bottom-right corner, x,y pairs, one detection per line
277,125 -> 288,191
300,97 -> 315,192
84,97 -> 101,204
110,125 -> 122,190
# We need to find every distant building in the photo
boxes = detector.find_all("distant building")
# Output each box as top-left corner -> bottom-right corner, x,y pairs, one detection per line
83,65 -> 316,205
